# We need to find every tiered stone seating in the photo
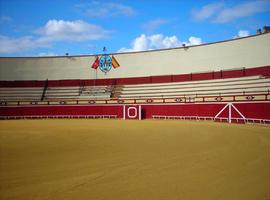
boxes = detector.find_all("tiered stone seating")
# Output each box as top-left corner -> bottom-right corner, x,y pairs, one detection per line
44,86 -> 80,100
118,76 -> 270,99
0,85 -> 113,101
0,87 -> 43,101
44,86 -> 112,100
79,86 -> 112,99
1,76 -> 269,102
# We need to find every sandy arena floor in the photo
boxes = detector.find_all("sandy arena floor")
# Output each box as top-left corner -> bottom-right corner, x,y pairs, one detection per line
0,119 -> 270,200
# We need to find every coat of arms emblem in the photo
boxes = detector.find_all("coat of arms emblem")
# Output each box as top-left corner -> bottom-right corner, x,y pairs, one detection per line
99,54 -> 112,74
91,47 -> 120,74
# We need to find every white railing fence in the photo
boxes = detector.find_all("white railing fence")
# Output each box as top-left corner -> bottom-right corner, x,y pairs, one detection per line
152,115 -> 270,124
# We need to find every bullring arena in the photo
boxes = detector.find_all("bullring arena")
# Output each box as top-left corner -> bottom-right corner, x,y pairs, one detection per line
0,31 -> 270,199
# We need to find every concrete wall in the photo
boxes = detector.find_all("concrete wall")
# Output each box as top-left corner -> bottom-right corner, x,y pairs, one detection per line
0,33 -> 270,81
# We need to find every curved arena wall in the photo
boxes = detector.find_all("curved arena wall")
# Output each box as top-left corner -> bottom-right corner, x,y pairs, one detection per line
0,33 -> 270,81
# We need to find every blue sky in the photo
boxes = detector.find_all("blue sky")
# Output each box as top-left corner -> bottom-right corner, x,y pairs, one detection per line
0,0 -> 269,57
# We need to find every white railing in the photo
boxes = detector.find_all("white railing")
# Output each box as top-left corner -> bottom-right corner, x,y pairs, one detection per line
0,115 -> 118,120
152,115 -> 214,121
152,115 -> 270,124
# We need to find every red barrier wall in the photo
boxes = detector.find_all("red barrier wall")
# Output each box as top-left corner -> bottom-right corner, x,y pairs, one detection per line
0,105 -> 123,118
141,104 -> 225,118
1,103 -> 269,120
141,103 -> 270,119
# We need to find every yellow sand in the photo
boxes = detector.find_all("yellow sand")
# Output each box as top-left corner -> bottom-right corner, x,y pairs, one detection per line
0,119 -> 270,200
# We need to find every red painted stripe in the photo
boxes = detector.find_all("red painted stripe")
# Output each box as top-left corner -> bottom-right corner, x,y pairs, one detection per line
1,66 -> 269,87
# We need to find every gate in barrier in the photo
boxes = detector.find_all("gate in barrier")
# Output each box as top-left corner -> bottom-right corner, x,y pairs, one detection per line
123,105 -> 142,120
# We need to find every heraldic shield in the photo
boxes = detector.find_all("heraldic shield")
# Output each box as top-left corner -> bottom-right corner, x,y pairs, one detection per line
99,55 -> 112,74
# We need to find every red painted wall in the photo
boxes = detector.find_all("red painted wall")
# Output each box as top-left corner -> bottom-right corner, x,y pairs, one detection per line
1,66 -> 269,87
191,72 -> 214,81
141,104 -> 224,118
1,103 -> 269,120
233,103 -> 270,119
0,105 -> 123,118
141,103 -> 270,119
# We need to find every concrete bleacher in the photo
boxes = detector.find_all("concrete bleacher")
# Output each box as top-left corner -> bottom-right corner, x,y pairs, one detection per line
44,85 -> 113,100
117,76 -> 270,99
79,86 -> 113,99
44,86 -> 80,100
0,76 -> 269,102
0,87 -> 43,101
0,85 -> 113,101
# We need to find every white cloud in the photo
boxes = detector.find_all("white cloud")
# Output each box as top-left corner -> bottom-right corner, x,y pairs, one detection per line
192,0 -> 270,23
0,35 -> 50,54
234,30 -> 250,38
77,2 -> 136,18
132,34 -> 149,51
0,19 -> 110,54
142,19 -> 169,33
37,19 -> 109,42
186,36 -> 203,45
118,34 -> 202,52
214,0 -> 270,23
192,2 -> 224,21
149,34 -> 182,49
